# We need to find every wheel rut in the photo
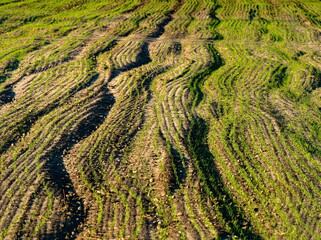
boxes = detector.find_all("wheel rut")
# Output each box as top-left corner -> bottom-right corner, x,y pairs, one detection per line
41,86 -> 115,239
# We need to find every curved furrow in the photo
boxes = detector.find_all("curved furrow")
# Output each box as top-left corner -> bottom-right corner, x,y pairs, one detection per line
162,0 -> 202,39
153,40 -> 257,238
248,111 -> 315,202
80,1 -> 220,237
247,109 -> 321,238
0,79 -> 114,239
0,59 -> 99,155
260,117 -> 321,199
58,3 -> 187,238
265,97 -> 321,181
73,68 -> 162,237
203,93 -> 320,239
206,116 -> 289,239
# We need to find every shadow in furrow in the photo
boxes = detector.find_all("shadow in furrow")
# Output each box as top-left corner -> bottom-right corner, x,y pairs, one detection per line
209,5 -> 224,40
249,8 -> 257,21
268,64 -> 287,89
169,147 -> 188,193
157,129 -> 188,193
0,0 -> 22,6
122,0 -> 145,14
148,12 -> 173,39
0,17 -> 6,25
0,85 -> 15,105
41,86 -> 115,240
0,59 -> 20,106
189,44 -> 224,106
187,118 -> 263,239
147,0 -> 183,39
311,67 -> 321,91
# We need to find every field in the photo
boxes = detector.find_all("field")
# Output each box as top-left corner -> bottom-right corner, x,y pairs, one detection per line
0,0 -> 321,239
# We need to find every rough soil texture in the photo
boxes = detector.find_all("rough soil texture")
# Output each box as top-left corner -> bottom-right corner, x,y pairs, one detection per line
0,0 -> 321,239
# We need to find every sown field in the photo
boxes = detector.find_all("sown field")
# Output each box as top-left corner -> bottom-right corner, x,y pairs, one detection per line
0,0 -> 321,239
